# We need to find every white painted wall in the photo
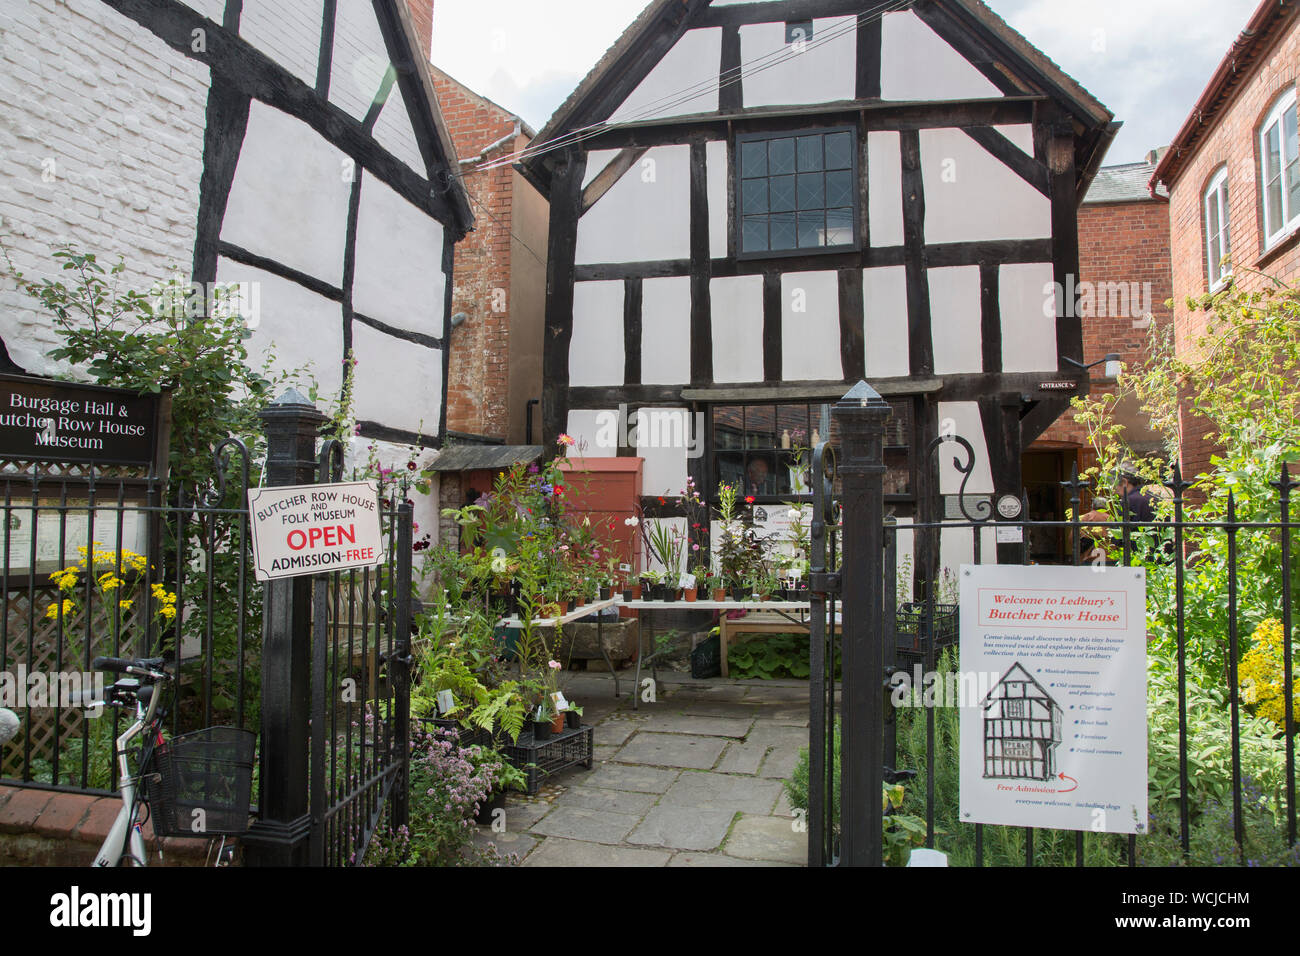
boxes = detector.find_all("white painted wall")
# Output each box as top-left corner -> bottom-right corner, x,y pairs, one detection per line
921,128 -> 1051,244
999,261 -> 1058,373
372,86 -> 427,173
352,172 -> 446,337
636,412 -> 689,496
710,275 -> 764,383
740,17 -> 856,109
706,140 -> 729,259
610,28 -> 721,124
222,101 -> 352,286
581,150 -> 620,189
351,320 -> 442,437
935,401 -> 993,494
576,145 -> 691,264
328,0 -> 391,121
927,266 -> 982,376
863,266 -> 909,379
782,272 -> 841,381
640,276 -> 691,385
0,0 -> 209,376
240,0 -> 321,90
564,409 -> 618,458
216,256 -> 342,395
569,281 -> 625,387
178,0 -> 226,22
881,11 -> 1003,101
868,131 -> 904,248
997,124 -> 1035,155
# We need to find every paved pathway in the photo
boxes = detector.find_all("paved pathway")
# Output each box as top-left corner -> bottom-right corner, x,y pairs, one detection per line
476,671 -> 811,866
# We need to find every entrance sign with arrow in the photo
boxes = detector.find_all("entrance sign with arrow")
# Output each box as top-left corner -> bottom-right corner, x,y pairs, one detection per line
958,565 -> 1148,834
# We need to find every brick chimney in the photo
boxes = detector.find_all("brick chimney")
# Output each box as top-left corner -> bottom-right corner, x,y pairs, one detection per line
405,0 -> 434,61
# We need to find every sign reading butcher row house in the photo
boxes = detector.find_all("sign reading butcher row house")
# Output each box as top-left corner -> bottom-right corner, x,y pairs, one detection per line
0,374 -> 165,467
248,481 -> 386,582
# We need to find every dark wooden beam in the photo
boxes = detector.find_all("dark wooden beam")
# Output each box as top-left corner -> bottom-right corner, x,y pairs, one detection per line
900,129 -> 933,377
541,152 -> 587,445
580,147 -> 649,215
569,385 -> 684,406
910,0 -> 1032,97
979,262 -> 1002,374
217,240 -> 342,302
437,236 -> 453,448
690,139 -> 714,384
719,23 -> 743,113
624,277 -> 643,386
763,271 -> 782,382
856,7 -> 882,100
315,0 -> 336,98
964,126 -> 1050,197
838,268 -> 865,382
192,80 -> 251,285
1044,110 -> 1083,370
697,0 -> 894,28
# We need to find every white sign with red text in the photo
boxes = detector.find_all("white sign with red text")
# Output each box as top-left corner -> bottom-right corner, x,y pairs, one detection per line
958,564 -> 1148,835
248,481 -> 384,581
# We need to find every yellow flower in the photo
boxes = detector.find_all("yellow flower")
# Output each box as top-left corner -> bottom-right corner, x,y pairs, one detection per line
160,605 -> 177,622
97,573 -> 124,591
1240,619 -> 1299,728
119,599 -> 133,610
44,599 -> 73,620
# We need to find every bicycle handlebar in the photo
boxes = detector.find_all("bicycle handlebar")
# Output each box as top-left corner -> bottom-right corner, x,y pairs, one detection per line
93,656 -> 169,680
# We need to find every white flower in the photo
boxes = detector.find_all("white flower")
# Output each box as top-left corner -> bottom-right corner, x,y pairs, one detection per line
624,517 -> 640,527
788,508 -> 802,520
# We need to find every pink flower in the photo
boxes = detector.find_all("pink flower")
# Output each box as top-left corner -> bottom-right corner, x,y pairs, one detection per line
548,660 -> 561,670
557,433 -> 575,446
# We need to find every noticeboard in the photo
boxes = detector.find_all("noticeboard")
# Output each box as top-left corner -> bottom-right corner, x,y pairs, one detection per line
0,373 -> 164,467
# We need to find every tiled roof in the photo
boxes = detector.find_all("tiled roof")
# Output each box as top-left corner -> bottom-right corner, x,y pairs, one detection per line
1084,161 -> 1166,204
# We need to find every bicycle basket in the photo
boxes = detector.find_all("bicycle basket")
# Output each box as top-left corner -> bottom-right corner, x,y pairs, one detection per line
144,727 -> 256,838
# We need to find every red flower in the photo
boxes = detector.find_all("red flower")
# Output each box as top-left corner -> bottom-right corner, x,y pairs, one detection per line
745,495 -> 755,504
554,485 -> 565,497
658,496 -> 666,505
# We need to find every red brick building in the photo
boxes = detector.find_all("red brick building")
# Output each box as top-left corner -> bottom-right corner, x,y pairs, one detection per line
429,66 -> 549,446
1025,158 -> 1172,559
1152,0 -> 1300,479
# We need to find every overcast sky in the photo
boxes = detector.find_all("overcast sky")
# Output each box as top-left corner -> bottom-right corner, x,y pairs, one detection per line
430,0 -> 1260,166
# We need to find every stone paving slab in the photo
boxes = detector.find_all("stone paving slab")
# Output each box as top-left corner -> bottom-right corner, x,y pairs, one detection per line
625,805 -> 737,851
660,771 -> 784,814
593,719 -> 643,747
668,851 -> 798,867
528,805 -> 642,845
746,724 -> 811,748
473,828 -> 539,861
503,797 -> 554,830
722,814 -> 807,865
741,686 -> 809,702
615,732 -> 727,769
758,746 -> 802,779
677,701 -> 765,719
714,740 -> 768,775
555,786 -> 658,816
523,837 -> 670,867
632,714 -> 754,737
581,763 -> 681,793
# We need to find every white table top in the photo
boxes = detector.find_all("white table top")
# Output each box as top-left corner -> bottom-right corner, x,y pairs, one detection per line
617,599 -> 812,611
496,596 -> 620,628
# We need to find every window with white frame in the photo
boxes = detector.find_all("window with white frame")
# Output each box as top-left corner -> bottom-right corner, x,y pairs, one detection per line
1260,89 -> 1300,246
1204,167 -> 1231,287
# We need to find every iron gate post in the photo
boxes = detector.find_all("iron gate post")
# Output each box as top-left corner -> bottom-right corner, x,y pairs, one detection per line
243,389 -> 325,867
833,381 -> 890,867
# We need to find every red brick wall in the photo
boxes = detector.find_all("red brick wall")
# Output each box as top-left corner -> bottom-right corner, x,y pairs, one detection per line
430,67 -> 524,441
1164,16 -> 1300,478
405,0 -> 433,61
1036,198 -> 1173,448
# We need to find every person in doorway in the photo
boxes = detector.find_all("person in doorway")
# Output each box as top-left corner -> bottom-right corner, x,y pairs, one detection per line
1079,461 -> 1171,562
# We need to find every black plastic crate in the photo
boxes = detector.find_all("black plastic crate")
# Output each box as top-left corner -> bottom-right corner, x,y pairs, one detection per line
501,725 -> 593,794
144,727 -> 256,838
895,603 -> 959,663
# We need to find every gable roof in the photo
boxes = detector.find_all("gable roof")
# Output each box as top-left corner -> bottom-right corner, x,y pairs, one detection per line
1152,0 -> 1300,192
523,0 -> 1115,196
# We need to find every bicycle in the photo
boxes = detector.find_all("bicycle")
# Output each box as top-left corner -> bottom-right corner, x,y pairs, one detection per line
85,655 -> 255,867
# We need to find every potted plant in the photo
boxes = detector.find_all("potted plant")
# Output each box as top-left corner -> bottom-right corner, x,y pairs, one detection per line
565,702 -> 583,730
532,698 -> 554,740
470,748 -> 527,825
683,571 -> 698,602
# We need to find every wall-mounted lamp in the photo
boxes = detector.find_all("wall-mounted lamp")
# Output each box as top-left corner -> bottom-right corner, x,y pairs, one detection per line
1062,352 -> 1122,380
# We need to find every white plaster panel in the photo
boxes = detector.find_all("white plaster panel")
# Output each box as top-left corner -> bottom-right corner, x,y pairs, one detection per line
216,257 -> 342,398
569,281 -> 625,387
351,321 -> 442,436
609,28 -> 721,124
710,276 -> 764,383
582,150 -> 621,189
351,173 -> 446,336
707,139 -> 729,259
868,131 -> 904,248
222,101 -> 351,286
329,0 -> 391,121
740,18 -> 856,108
178,0 -> 225,22
940,526 -> 974,579
0,0 -> 209,376
372,85 -> 427,174
239,0 -> 322,89
782,272 -> 842,382
640,276 -> 692,385
997,124 -> 1035,156
576,145 -> 691,264
636,411 -> 690,497
881,11 -> 1003,101
863,266 -> 909,379
920,128 -> 1051,244
936,402 -> 993,495
927,266 -> 982,375
565,410 -> 618,459
999,262 -> 1058,374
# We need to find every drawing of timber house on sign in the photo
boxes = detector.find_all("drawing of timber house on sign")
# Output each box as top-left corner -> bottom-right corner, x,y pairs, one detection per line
981,662 -> 1062,780
522,0 -> 1117,570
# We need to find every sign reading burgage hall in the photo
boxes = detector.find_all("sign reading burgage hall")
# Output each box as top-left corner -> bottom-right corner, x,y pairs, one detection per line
0,373 -> 163,466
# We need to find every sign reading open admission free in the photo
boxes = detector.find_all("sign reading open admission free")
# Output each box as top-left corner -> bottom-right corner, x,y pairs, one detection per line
247,481 -> 385,581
